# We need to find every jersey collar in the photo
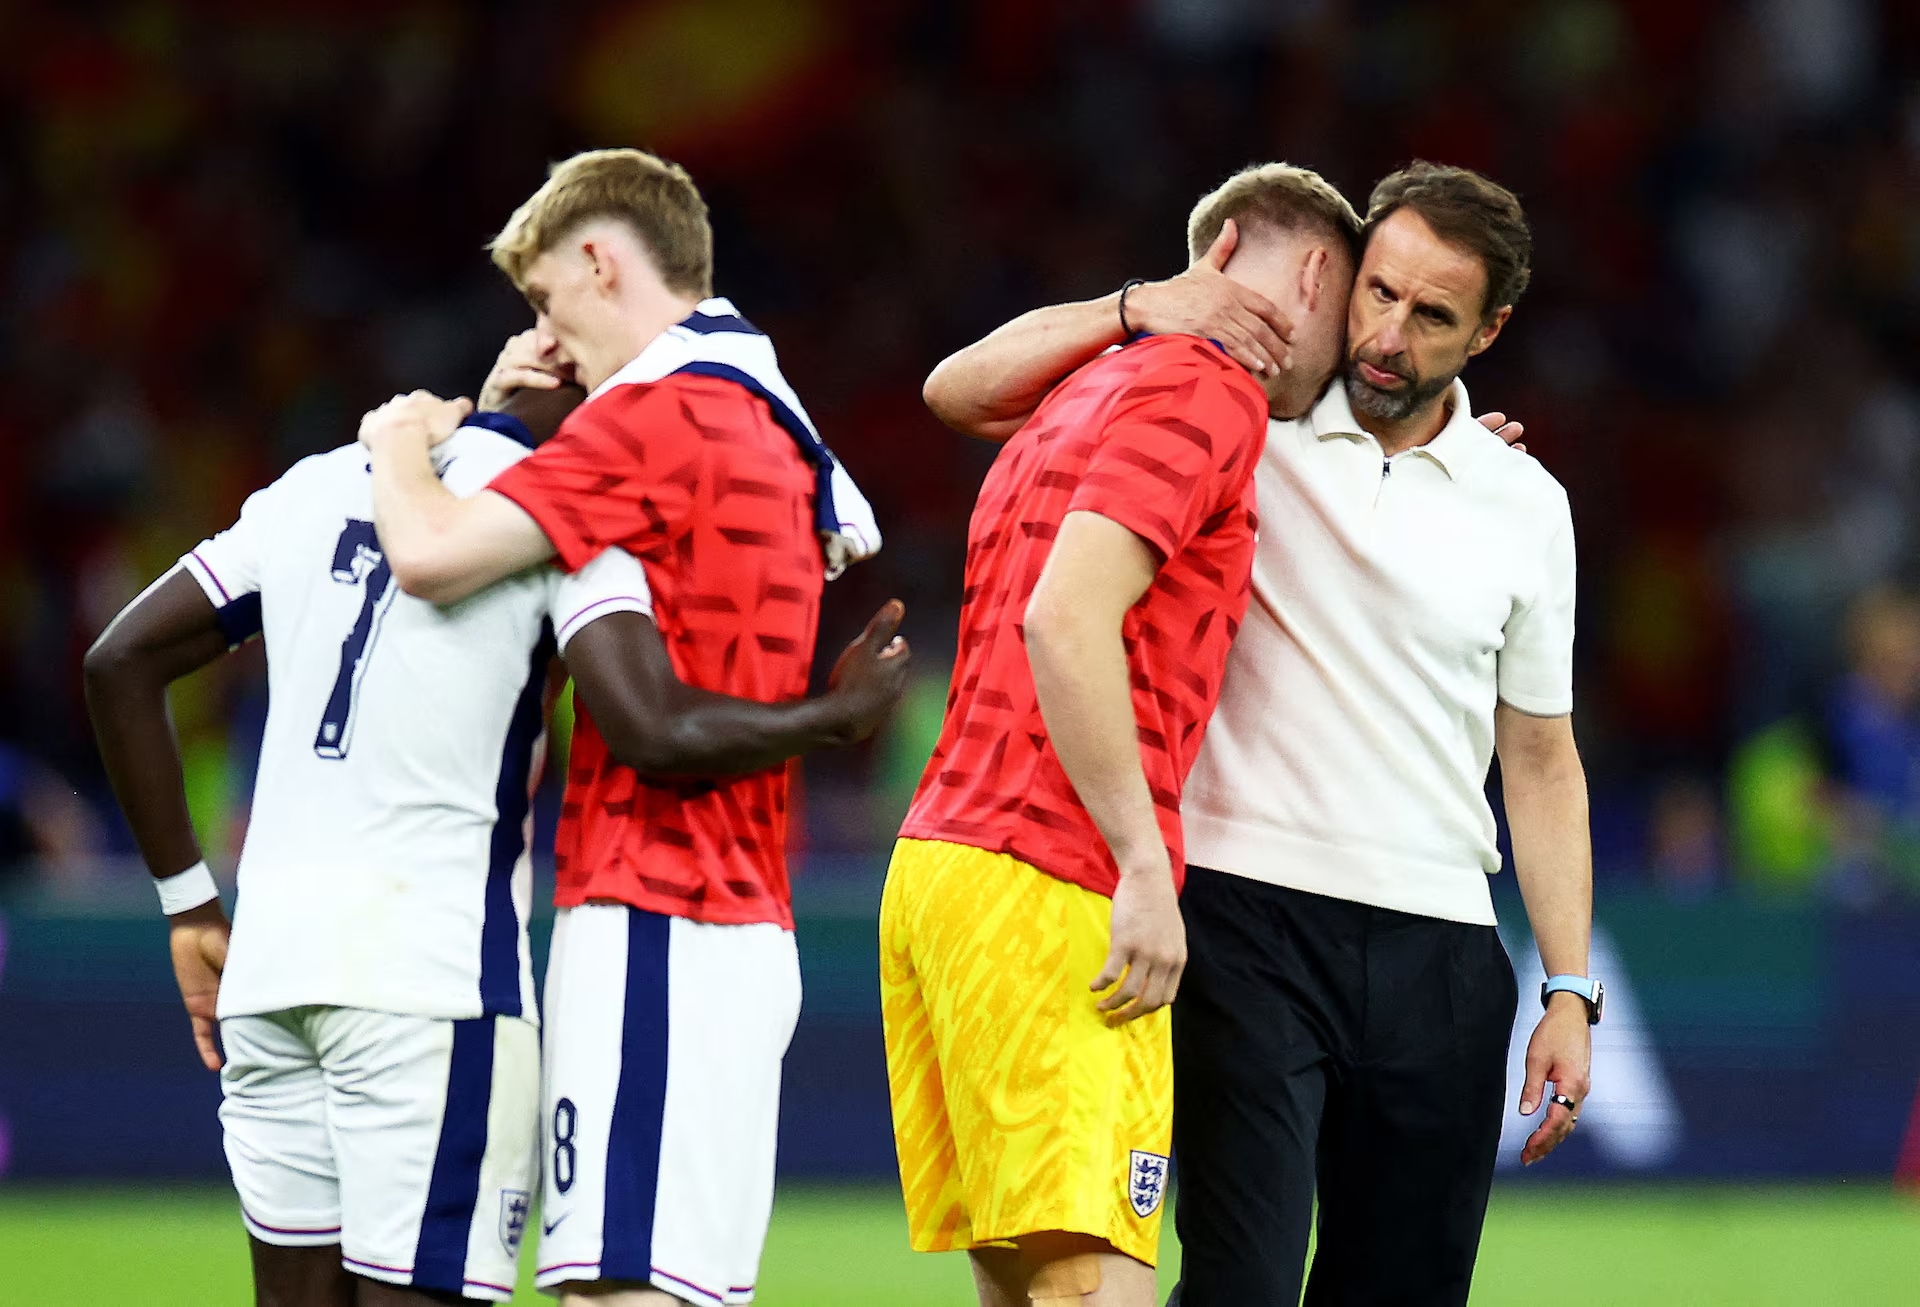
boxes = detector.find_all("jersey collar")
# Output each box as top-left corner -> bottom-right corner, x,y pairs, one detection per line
1307,377 -> 1490,480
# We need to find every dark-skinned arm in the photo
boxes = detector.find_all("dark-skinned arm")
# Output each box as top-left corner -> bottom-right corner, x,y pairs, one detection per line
490,373 -> 916,776
82,569 -> 236,1072
565,600 -> 911,778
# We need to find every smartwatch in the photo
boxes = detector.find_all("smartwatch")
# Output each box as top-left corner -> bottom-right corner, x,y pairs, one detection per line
1540,974 -> 1604,1025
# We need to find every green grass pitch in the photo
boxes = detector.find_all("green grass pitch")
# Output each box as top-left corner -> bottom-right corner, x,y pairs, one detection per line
2,1182 -> 1918,1304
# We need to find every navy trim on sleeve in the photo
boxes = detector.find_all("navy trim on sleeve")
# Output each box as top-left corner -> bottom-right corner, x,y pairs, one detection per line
214,593 -> 264,647
463,412 -> 537,450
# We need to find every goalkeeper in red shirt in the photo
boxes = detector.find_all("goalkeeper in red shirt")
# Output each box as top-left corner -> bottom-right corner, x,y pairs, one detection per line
884,168 -> 1362,1307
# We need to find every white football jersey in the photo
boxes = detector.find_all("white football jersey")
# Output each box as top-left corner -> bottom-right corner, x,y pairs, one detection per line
180,422 -> 653,1023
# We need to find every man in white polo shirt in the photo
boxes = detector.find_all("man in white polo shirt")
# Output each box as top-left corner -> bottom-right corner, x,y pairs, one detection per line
924,160 -> 1595,1306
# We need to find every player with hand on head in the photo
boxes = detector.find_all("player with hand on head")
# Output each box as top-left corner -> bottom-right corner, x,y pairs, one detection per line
83,374 -> 905,1307
926,205 -> 1525,444
928,160 -> 1590,1307
874,171 -> 1375,1307
359,148 -> 884,1307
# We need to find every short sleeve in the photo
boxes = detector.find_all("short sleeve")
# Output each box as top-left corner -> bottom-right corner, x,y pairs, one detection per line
1066,343 -> 1266,563
180,484 -> 275,646
1498,509 -> 1576,716
550,547 -> 655,654
486,381 -> 702,573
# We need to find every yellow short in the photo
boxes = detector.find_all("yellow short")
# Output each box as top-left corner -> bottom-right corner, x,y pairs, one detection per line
879,837 -> 1172,1266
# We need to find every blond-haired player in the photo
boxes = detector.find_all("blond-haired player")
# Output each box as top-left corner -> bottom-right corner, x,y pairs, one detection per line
359,148 -> 886,1306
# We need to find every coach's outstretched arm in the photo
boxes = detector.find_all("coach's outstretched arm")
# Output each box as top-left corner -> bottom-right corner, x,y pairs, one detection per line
568,600 -> 911,778
1025,510 -> 1185,1022
83,572 -> 236,1072
1496,703 -> 1595,1166
923,220 -> 1295,441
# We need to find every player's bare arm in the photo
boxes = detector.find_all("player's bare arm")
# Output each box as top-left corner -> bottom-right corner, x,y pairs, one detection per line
923,220 -> 1296,442
1494,702 -> 1595,1165
1025,510 -> 1185,1024
568,600 -> 910,778
486,350 -> 913,777
82,570 -> 237,1073
926,232 -> 1530,455
360,390 -> 556,606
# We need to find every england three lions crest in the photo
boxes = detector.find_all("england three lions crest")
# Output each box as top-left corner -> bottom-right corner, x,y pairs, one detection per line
499,1188 -> 530,1255
1128,1149 -> 1169,1218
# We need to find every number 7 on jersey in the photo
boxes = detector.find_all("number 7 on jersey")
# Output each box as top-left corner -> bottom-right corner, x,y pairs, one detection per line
315,519 -> 396,759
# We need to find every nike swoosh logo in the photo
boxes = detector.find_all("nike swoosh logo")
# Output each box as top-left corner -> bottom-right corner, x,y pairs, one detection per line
542,1213 -> 569,1236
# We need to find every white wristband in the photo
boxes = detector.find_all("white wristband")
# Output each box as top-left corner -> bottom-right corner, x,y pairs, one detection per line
154,861 -> 220,916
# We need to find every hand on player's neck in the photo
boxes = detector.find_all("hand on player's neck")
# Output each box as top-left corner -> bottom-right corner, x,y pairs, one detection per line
1226,233 -> 1348,424
1263,367 -> 1329,422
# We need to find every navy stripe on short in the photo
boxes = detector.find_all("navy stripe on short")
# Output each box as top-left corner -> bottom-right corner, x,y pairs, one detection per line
411,1016 -> 497,1292
600,909 -> 672,1283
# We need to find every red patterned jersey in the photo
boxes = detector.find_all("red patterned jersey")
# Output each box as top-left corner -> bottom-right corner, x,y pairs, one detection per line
900,334 -> 1267,897
489,373 -> 823,927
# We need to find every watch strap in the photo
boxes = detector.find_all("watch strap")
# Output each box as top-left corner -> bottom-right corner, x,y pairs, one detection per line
1540,974 -> 1603,1024
1541,974 -> 1596,1003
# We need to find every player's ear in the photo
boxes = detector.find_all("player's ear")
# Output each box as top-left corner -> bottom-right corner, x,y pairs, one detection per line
1467,304 -> 1511,358
1299,246 -> 1329,316
580,236 -> 615,294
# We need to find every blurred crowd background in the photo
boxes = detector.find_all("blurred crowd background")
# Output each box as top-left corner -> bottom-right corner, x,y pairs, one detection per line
8,0 -> 1920,1191
2,0 -> 1920,913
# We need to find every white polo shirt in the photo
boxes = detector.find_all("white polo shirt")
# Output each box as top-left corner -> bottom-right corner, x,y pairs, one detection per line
1181,377 -> 1576,925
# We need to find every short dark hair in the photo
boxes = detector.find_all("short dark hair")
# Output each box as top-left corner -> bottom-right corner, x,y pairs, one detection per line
1363,162 -> 1531,320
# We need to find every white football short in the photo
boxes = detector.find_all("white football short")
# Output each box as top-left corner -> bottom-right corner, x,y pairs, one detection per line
535,903 -> 802,1304
219,1006 -> 540,1301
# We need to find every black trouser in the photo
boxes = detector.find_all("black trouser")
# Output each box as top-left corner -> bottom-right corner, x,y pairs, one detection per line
1168,867 -> 1518,1307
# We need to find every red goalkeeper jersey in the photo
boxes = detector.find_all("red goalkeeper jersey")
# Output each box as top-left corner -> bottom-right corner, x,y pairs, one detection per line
489,372 -> 823,927
899,334 -> 1267,897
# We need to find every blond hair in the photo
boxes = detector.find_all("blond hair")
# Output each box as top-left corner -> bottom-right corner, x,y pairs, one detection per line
1186,163 -> 1361,263
489,148 -> 713,296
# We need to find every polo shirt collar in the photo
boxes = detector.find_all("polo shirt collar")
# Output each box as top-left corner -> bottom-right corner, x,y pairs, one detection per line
1307,377 -> 1494,480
